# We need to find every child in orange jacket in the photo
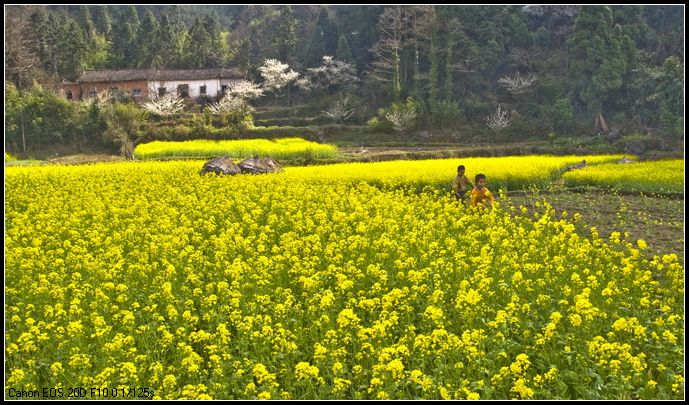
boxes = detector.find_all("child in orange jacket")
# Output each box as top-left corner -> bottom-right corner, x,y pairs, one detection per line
470,173 -> 494,208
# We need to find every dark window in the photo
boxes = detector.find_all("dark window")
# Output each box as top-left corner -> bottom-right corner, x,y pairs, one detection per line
177,84 -> 189,98
132,88 -> 142,97
200,85 -> 207,95
65,91 -> 73,100
88,91 -> 97,98
110,87 -> 119,94
158,87 -> 166,97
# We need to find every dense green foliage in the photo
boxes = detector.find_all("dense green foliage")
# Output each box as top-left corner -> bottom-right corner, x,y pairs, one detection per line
4,5 -> 684,154
5,81 -> 92,150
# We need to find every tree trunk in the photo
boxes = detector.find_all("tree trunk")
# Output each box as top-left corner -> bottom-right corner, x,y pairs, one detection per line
599,111 -> 609,133
444,32 -> 455,101
413,48 -> 421,99
287,83 -> 291,108
21,112 -> 26,153
428,25 -> 439,104
594,111 -> 609,133
393,47 -> 401,101
123,139 -> 134,160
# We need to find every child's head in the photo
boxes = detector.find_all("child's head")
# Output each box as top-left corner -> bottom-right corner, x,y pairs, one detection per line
457,165 -> 465,175
475,173 -> 486,189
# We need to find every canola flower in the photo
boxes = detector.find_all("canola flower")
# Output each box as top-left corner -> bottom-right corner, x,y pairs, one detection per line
562,159 -> 684,194
133,137 -> 339,160
284,154 -> 625,193
4,156 -> 684,399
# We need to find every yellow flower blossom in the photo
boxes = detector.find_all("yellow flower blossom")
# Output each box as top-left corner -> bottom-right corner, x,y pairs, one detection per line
4,155 -> 682,399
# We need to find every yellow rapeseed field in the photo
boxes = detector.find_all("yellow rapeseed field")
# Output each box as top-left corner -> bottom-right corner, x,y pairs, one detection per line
284,154 -> 623,192
133,137 -> 339,160
5,156 -> 684,399
563,159 -> 684,194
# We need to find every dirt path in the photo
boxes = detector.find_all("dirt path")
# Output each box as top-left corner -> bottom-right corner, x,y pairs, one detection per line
506,191 -> 685,263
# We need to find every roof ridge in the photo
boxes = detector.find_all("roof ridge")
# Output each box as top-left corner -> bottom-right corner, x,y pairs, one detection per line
76,67 -> 243,83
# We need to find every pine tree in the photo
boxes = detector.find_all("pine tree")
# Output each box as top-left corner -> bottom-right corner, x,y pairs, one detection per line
333,5 -> 384,71
427,11 -> 440,104
186,17 -> 211,68
28,9 -> 51,72
171,8 -> 189,69
443,18 -> 462,101
657,56 -> 683,137
44,13 -> 63,75
336,34 -> 353,63
158,15 -> 176,68
305,26 -> 326,67
94,6 -> 112,39
111,6 -> 140,67
317,8 -> 338,55
136,11 -> 160,68
79,5 -> 97,43
61,20 -> 88,80
409,6 -> 433,101
274,6 -> 299,64
612,5 -> 654,50
569,6 -> 627,123
78,6 -> 111,70
203,12 -> 226,67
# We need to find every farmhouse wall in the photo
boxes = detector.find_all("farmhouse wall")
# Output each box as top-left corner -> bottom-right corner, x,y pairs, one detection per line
61,68 -> 244,102
149,78 -> 245,99
63,80 -> 149,101
149,79 -> 219,99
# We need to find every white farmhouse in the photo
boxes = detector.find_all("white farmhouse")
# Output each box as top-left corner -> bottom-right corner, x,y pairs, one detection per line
62,68 -> 245,102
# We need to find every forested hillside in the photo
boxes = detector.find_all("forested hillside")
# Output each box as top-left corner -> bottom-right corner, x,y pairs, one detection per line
5,5 -> 684,154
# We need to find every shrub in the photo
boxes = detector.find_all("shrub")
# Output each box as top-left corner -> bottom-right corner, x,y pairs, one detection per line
550,98 -> 575,132
462,97 -> 495,122
614,133 -> 665,158
206,94 -> 255,131
172,125 -> 194,140
427,99 -> 464,129
367,97 -> 419,133
5,81 -> 81,151
322,96 -> 356,124
103,103 -> 149,160
485,105 -> 511,133
367,116 -> 394,132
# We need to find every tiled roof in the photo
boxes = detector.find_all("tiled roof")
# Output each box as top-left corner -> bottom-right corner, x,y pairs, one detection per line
77,68 -> 243,82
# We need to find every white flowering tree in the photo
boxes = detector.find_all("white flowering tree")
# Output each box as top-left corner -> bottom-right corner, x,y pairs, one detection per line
485,104 -> 511,132
142,93 -> 184,117
227,80 -> 264,100
322,96 -> 355,123
258,59 -> 299,106
207,94 -> 253,115
206,93 -> 254,130
303,56 -> 359,93
386,103 -> 417,132
498,72 -> 537,96
295,77 -> 316,93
